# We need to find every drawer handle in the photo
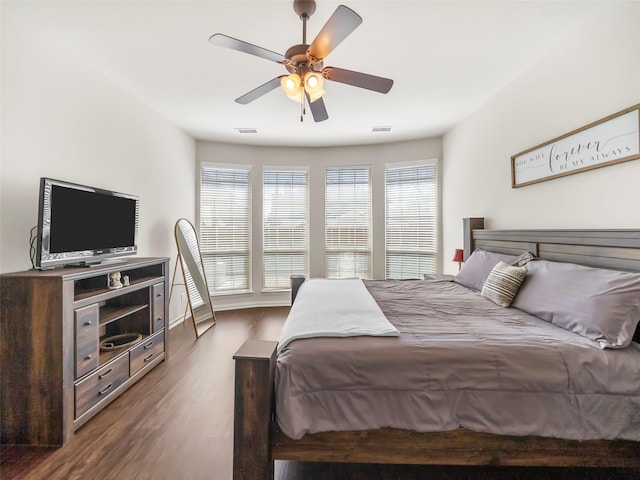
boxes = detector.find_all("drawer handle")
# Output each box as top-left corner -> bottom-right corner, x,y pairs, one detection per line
156,293 -> 162,298
99,383 -> 113,396
84,355 -> 92,360
84,321 -> 92,326
144,341 -> 154,350
98,368 -> 112,379
144,353 -> 154,363
155,317 -> 162,322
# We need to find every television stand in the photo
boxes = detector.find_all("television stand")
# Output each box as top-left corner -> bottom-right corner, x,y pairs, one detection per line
0,257 -> 169,446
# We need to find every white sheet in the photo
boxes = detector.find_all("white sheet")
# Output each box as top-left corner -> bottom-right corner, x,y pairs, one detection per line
277,278 -> 399,354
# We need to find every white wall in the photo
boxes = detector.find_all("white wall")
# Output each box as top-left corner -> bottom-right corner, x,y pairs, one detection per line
1,3 -> 442,316
7,2 -> 636,312
442,2 -> 640,274
1,7 -> 196,323
197,137 -> 442,309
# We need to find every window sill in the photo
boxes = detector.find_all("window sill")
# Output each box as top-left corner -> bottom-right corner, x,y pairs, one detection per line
261,288 -> 290,294
211,290 -> 254,297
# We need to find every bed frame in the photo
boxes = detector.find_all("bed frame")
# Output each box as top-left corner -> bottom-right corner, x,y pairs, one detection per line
232,219 -> 640,479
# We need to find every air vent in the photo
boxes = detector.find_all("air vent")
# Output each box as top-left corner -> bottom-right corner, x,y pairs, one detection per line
236,128 -> 258,134
372,126 -> 392,133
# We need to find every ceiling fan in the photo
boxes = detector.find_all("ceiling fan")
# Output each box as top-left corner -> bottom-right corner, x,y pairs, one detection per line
209,0 -> 394,122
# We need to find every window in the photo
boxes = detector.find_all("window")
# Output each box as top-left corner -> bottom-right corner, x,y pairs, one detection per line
199,164 -> 251,294
263,168 -> 309,290
385,160 -> 438,279
325,166 -> 372,279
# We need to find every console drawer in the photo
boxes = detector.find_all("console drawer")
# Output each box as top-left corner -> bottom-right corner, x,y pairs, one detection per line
75,304 -> 99,379
75,354 -> 129,418
130,331 -> 164,376
151,282 -> 165,333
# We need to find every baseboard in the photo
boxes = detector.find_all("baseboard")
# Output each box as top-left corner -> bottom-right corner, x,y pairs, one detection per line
211,299 -> 290,311
169,314 -> 189,329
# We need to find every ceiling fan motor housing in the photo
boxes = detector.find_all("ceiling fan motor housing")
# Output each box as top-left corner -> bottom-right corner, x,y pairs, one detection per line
285,44 -> 323,73
293,0 -> 316,19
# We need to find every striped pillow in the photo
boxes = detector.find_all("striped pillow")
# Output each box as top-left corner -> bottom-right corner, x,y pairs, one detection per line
481,261 -> 528,307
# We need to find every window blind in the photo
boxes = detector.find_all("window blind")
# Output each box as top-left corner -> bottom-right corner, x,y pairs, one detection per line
199,164 -> 251,294
385,161 -> 438,279
263,168 -> 309,290
325,167 -> 372,279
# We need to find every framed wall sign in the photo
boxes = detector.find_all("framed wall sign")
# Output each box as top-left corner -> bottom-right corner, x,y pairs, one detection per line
511,104 -> 640,188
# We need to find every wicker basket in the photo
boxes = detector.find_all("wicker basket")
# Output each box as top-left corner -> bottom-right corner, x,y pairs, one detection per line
100,332 -> 143,351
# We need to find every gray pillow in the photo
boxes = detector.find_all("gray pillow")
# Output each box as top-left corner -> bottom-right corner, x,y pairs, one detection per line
512,260 -> 640,349
454,250 -> 519,291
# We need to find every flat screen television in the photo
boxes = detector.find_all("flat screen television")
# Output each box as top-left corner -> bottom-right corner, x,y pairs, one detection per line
35,177 -> 139,269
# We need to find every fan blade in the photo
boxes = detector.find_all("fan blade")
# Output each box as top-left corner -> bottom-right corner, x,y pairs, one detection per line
235,77 -> 282,104
306,5 -> 362,63
323,67 -> 393,94
209,33 -> 285,63
306,93 -> 329,122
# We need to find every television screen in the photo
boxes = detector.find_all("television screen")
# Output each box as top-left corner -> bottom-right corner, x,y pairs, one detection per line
36,178 -> 139,269
49,185 -> 137,252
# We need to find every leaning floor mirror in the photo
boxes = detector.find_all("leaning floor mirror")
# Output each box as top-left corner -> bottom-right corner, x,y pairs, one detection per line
173,218 -> 216,338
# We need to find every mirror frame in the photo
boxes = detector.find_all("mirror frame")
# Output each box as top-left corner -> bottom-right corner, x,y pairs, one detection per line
174,218 -> 216,338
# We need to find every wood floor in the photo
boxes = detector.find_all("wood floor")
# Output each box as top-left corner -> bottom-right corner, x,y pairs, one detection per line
1,307 -> 638,480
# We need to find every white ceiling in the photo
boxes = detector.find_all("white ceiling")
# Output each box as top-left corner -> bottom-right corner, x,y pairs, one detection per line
7,1 -> 608,147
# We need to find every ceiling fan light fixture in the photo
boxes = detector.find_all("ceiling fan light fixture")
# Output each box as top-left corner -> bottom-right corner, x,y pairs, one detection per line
304,71 -> 323,91
303,71 -> 325,102
287,88 -> 304,103
281,74 -> 301,96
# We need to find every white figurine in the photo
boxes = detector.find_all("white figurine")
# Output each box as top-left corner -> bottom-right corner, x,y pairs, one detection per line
108,271 -> 123,289
122,275 -> 130,286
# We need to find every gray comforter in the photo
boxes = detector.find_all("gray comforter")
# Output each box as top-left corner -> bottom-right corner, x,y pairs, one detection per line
275,279 -> 640,440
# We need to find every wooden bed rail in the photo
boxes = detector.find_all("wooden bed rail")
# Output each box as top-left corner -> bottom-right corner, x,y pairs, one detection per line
271,425 -> 640,468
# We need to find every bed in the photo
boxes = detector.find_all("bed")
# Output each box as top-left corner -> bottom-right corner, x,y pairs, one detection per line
232,219 -> 640,479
